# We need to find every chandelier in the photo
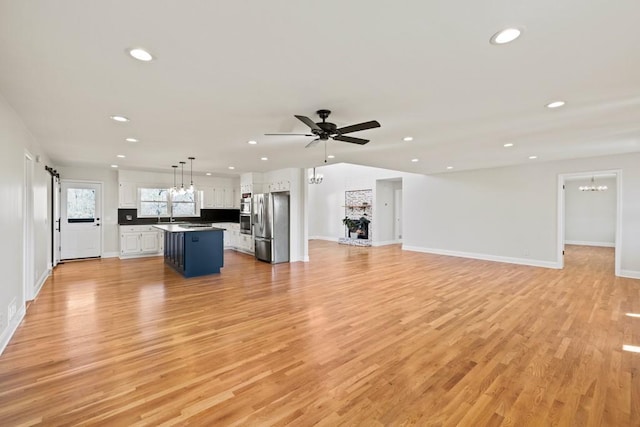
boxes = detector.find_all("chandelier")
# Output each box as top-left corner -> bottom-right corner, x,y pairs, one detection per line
309,167 -> 323,184
579,177 -> 608,192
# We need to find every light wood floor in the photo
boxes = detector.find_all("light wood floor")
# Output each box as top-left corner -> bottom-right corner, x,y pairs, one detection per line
1,242 -> 638,426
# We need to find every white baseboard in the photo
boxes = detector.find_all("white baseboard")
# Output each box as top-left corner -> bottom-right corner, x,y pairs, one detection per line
33,268 -> 50,300
372,240 -> 402,247
619,270 -> 640,280
402,245 -> 562,269
565,240 -> 615,248
103,251 -> 120,258
0,303 -> 26,356
309,236 -> 339,242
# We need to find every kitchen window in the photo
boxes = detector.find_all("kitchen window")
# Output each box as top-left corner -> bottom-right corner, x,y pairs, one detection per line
138,187 -> 198,218
171,191 -> 196,217
139,188 -> 169,217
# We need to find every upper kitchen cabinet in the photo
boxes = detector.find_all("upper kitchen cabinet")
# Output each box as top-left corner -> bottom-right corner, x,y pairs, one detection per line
200,178 -> 239,209
119,182 -> 137,208
267,180 -> 290,193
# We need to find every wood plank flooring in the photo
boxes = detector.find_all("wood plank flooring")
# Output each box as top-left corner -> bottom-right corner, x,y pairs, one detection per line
0,242 -> 638,426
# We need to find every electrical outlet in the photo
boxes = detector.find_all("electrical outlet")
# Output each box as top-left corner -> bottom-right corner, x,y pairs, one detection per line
523,249 -> 530,257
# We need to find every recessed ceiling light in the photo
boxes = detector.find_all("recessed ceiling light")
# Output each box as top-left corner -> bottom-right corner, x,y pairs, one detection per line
111,164 -> 118,168
490,28 -> 522,45
403,136 -> 413,142
205,172 -> 212,176
127,48 -> 154,62
228,166 -> 235,170
261,157 -> 268,161
248,140 -> 258,145
116,154 -> 126,158
546,101 -> 566,109
110,115 -> 129,122
529,155 -> 538,160
327,155 -> 335,159
125,137 -> 138,142
503,143 -> 514,147
447,166 -> 454,170
411,158 -> 419,163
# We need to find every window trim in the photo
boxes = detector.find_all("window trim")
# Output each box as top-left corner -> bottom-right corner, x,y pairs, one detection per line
137,187 -> 199,218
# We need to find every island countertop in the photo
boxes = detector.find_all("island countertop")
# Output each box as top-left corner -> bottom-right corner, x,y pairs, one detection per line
153,224 -> 226,233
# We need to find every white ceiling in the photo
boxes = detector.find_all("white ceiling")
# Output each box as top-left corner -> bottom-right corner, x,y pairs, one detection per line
1,1 -> 639,177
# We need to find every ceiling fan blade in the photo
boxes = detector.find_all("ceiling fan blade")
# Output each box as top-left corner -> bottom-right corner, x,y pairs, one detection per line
265,133 -> 315,136
336,120 -> 381,135
305,138 -> 320,148
333,135 -> 369,145
295,115 -> 322,131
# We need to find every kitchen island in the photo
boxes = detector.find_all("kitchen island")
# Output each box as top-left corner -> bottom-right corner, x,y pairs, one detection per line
153,224 -> 224,278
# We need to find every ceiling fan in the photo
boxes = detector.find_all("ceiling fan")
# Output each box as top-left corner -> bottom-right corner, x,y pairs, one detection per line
265,109 -> 381,148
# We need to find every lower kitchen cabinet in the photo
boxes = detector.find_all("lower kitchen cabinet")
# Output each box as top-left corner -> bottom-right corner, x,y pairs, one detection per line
162,229 -> 224,277
120,225 -> 163,258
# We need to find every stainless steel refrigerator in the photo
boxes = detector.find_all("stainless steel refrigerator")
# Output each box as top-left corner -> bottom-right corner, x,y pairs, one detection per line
253,192 -> 290,263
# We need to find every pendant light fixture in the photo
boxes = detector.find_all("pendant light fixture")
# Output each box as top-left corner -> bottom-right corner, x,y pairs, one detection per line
170,165 -> 178,195
187,156 -> 195,193
178,161 -> 186,195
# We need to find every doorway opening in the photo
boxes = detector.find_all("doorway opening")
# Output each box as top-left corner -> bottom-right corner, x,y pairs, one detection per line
557,170 -> 621,275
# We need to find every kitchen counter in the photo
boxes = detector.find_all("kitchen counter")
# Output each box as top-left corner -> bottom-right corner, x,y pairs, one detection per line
153,224 -> 226,233
154,224 -> 224,277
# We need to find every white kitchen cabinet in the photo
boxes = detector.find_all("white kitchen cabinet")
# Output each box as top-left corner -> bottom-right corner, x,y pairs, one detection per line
120,225 -> 163,258
214,188 -> 225,208
119,182 -> 137,208
268,180 -> 290,193
237,233 -> 254,254
121,232 -> 141,255
202,186 -> 235,209
224,188 -> 235,208
201,187 -> 215,208
233,189 -> 240,209
140,231 -> 160,253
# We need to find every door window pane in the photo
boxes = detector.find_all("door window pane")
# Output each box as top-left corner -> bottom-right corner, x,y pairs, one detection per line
67,189 -> 95,219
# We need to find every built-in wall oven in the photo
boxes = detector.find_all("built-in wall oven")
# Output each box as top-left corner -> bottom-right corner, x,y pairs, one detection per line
240,192 -> 252,234
240,213 -> 252,235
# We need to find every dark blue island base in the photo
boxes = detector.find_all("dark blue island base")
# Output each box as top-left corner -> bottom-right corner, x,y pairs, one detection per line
154,225 -> 224,278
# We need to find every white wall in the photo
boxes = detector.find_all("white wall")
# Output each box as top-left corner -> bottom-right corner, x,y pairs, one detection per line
308,154 -> 640,279
0,94 -> 51,354
56,166 -> 120,257
565,177 -> 616,246
403,153 -> 640,278
308,163 -> 409,244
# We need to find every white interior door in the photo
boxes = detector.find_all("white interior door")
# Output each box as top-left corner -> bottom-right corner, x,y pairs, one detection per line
53,176 -> 61,266
60,181 -> 102,260
394,189 -> 403,240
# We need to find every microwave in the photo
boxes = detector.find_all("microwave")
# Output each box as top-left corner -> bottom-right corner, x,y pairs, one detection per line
240,199 -> 251,214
